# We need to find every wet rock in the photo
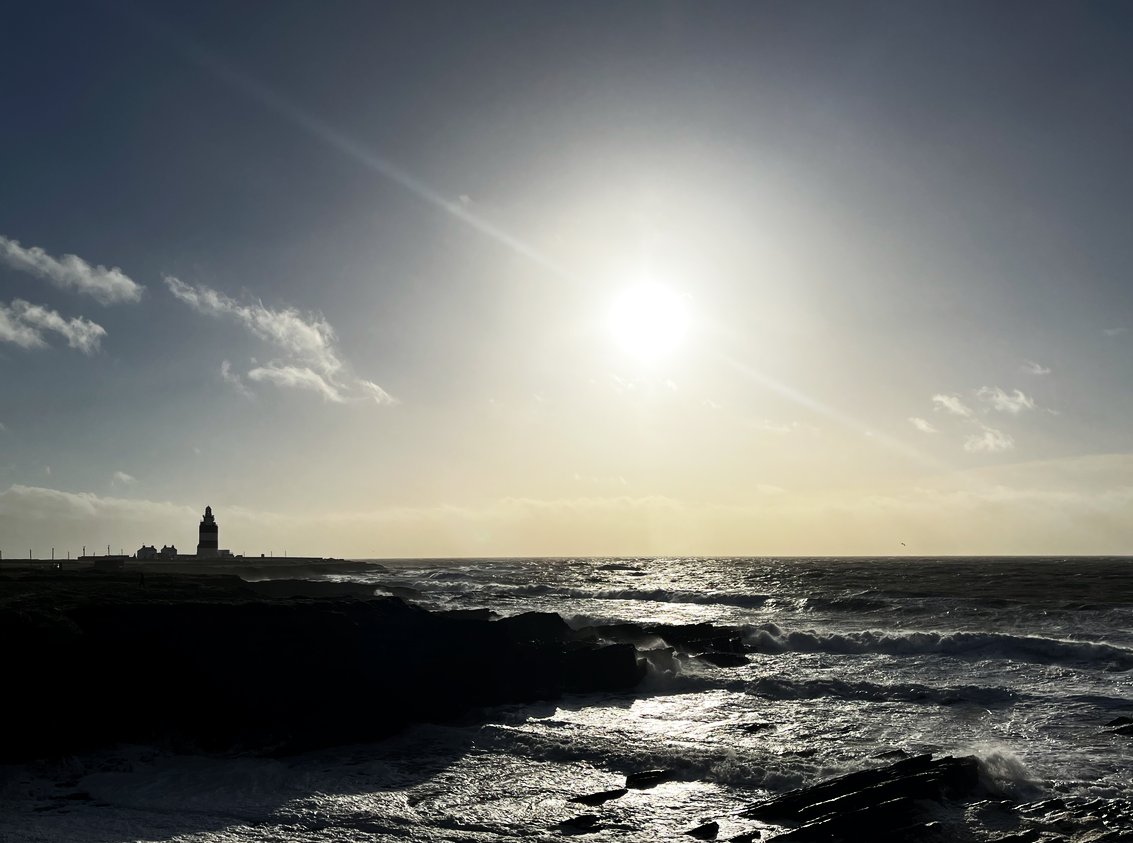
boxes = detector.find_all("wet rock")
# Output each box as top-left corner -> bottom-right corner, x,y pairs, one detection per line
989,830 -> 1042,842
1107,722 -> 1133,736
697,651 -> 750,668
873,749 -> 911,760
702,635 -> 747,654
641,647 -> 678,674
1077,832 -> 1126,843
558,813 -> 600,832
740,721 -> 774,734
496,611 -> 572,642
687,820 -> 720,839
727,831 -> 761,842
741,754 -> 984,840
1102,716 -> 1133,727
626,769 -> 674,789
570,788 -> 627,806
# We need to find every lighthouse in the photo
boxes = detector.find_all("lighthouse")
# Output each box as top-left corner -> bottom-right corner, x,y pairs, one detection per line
197,505 -> 219,558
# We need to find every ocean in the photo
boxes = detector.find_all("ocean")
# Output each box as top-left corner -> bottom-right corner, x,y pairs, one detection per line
4,557 -> 1131,841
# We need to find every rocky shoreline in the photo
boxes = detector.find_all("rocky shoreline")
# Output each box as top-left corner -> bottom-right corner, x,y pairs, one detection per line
2,570 -> 644,762
5,569 -> 1132,841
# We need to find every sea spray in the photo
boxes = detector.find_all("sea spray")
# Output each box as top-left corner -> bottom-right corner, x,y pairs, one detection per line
968,742 -> 1045,800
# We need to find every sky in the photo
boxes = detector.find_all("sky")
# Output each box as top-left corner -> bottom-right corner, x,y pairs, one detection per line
2,1 -> 1133,558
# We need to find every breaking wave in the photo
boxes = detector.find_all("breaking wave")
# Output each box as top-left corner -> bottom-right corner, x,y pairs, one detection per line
743,623 -> 1133,670
746,675 -> 1019,706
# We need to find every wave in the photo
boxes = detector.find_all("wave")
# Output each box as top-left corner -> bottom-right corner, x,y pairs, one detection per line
746,676 -> 1019,707
412,582 -> 774,610
743,623 -> 1133,670
793,595 -> 893,613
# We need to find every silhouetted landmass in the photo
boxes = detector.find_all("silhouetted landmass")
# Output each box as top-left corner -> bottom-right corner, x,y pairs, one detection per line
1,570 -> 644,762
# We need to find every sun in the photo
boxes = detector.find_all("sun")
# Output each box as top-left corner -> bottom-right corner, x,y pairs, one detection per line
607,282 -> 690,363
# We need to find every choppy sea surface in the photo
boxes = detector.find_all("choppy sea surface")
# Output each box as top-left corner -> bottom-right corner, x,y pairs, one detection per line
4,557 -> 1131,841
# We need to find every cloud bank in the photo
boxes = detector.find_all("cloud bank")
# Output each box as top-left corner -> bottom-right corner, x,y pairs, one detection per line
7,453 -> 1133,556
0,235 -> 143,304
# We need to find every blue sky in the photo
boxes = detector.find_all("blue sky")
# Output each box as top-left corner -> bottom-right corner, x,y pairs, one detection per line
2,1 -> 1133,557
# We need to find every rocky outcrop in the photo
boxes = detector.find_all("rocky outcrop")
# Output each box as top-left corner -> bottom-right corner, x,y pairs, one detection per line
626,769 -> 675,789
1,572 -> 647,762
737,754 -> 984,842
570,788 -> 627,806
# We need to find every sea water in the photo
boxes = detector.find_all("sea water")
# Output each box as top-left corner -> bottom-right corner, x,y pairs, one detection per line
4,557 -> 1131,841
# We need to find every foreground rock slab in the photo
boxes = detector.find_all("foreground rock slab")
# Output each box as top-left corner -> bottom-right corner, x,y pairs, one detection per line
738,754 -> 984,842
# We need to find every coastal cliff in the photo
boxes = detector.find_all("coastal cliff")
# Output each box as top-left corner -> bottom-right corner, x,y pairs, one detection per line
2,571 -> 644,762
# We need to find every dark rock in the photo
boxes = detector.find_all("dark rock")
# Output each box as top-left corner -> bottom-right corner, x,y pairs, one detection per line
570,788 -> 627,806
0,573 -> 647,762
728,832 -> 761,842
245,579 -> 377,599
648,623 -> 740,650
740,722 -> 774,734
641,647 -> 678,674
496,611 -> 572,642
701,635 -> 747,654
687,820 -> 720,839
434,608 -> 497,621
990,830 -> 1043,843
771,797 -> 934,841
697,651 -> 750,668
1102,716 -> 1133,727
558,814 -> 600,832
626,769 -> 674,789
873,749 -> 911,760
1108,723 -> 1133,736
564,643 -> 645,692
741,754 -> 984,840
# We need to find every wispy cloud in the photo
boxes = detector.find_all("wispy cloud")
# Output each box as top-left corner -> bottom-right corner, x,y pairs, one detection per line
165,276 -> 341,374
10,300 -> 105,354
751,418 -> 816,434
355,378 -> 397,405
931,394 -> 974,418
0,236 -> 143,304
964,426 -> 1014,453
908,416 -> 937,434
927,388 -> 1031,454
111,471 -> 136,486
164,276 -> 396,405
1103,327 -> 1125,337
247,363 -> 344,402
0,484 -> 193,522
977,386 -> 1036,414
1021,360 -> 1051,376
220,359 -> 254,399
0,304 -> 47,349
0,300 -> 106,354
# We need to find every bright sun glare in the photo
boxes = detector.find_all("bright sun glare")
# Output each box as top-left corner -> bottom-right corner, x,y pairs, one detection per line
608,282 -> 690,362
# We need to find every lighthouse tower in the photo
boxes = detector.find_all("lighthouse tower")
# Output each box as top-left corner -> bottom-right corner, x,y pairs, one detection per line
197,506 -> 219,558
